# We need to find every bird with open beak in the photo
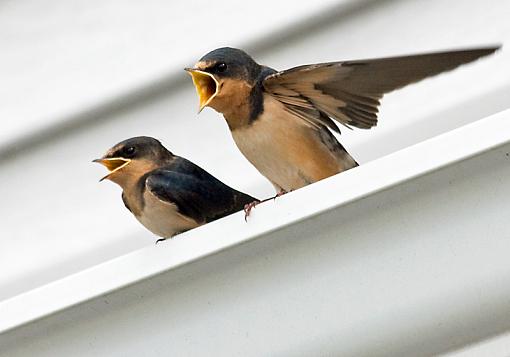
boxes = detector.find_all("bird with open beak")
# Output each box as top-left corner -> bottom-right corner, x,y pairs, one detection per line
94,136 -> 256,241
185,46 -> 499,204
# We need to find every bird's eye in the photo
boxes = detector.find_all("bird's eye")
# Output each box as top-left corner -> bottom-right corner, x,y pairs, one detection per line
124,146 -> 136,157
216,62 -> 227,73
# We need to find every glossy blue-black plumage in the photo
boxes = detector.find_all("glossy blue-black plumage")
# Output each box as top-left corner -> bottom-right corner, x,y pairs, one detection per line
146,157 -> 256,224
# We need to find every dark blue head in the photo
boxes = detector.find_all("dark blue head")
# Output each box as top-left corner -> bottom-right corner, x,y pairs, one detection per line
185,47 -> 265,115
95,136 -> 174,183
104,136 -> 172,161
196,47 -> 262,81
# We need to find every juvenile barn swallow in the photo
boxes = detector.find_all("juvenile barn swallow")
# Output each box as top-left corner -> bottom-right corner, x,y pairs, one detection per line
94,136 -> 256,240
186,46 -> 499,196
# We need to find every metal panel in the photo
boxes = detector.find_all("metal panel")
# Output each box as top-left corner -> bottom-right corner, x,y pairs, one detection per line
1,0 -> 509,301
1,0 -> 510,354
1,110 -> 510,356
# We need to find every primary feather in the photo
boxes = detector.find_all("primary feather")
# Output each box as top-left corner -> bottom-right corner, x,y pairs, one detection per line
263,47 -> 499,130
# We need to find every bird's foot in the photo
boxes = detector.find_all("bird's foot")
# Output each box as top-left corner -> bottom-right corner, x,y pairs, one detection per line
243,190 -> 288,221
244,200 -> 261,222
273,189 -> 287,200
155,238 -> 167,245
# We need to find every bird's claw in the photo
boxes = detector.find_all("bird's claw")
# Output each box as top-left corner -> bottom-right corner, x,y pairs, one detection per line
274,190 -> 286,199
244,200 -> 261,221
243,190 -> 288,221
155,238 -> 166,245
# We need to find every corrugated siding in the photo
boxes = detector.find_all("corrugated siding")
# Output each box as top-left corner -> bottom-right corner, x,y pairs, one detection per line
1,0 -> 510,354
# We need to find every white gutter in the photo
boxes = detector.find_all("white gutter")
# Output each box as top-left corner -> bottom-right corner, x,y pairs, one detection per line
1,108 -> 509,338
442,331 -> 510,357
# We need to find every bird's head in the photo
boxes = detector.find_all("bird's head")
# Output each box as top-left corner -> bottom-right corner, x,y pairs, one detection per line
94,136 -> 173,186
185,47 -> 262,114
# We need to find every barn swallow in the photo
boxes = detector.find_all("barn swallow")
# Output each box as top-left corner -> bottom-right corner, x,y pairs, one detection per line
94,136 -> 256,241
185,46 -> 499,198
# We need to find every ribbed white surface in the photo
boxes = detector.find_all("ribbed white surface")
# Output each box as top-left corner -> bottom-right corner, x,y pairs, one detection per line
1,0 -> 510,355
0,0 -> 342,147
2,109 -> 510,356
1,0 -> 509,302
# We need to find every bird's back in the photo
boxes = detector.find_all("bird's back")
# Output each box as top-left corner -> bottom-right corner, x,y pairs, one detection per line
154,157 -> 255,223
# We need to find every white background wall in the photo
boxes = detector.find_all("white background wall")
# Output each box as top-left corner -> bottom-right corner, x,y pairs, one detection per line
0,0 -> 509,306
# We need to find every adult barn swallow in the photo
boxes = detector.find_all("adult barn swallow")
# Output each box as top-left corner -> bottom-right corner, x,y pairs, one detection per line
94,136 -> 256,240
186,46 -> 499,194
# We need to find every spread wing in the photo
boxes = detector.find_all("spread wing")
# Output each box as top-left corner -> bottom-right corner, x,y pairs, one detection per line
262,47 -> 499,131
146,158 -> 256,224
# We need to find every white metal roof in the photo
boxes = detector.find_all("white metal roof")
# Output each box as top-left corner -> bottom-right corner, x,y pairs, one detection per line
2,108 -> 510,356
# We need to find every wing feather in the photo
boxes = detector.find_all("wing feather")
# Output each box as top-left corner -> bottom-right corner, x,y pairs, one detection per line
146,158 -> 255,223
263,47 -> 498,130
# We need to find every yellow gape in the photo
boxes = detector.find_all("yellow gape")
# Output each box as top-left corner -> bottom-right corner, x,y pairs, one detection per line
185,69 -> 219,112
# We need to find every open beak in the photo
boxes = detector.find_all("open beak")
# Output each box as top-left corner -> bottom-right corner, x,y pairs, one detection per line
93,157 -> 131,182
185,68 -> 219,113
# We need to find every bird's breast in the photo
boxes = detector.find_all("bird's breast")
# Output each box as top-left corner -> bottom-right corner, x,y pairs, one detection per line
231,94 -> 343,192
135,190 -> 199,238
